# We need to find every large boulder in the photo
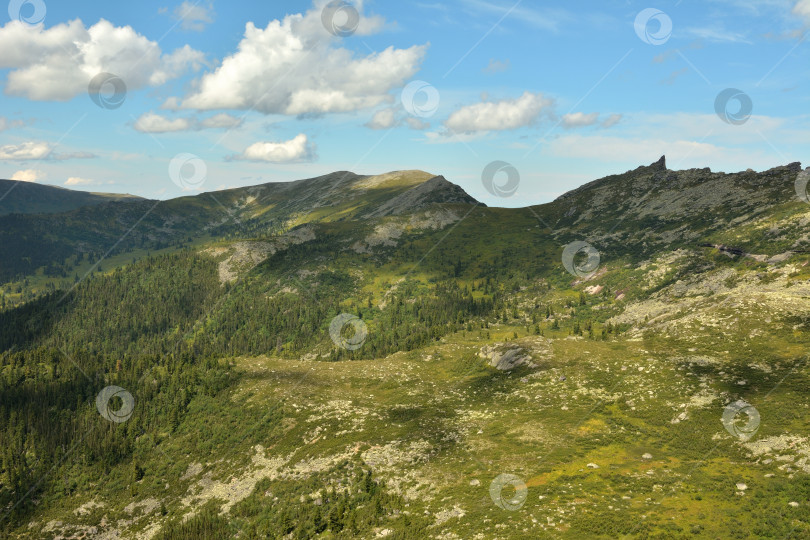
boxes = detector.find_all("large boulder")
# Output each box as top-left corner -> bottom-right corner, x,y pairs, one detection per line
478,344 -> 537,371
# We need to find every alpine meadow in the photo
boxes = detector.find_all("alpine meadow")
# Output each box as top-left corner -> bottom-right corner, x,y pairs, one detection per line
1,1 -> 810,539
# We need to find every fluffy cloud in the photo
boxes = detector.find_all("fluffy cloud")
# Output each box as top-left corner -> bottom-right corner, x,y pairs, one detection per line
134,113 -> 193,133
365,108 -> 397,130
10,169 -> 45,181
133,112 -> 243,132
0,141 -> 51,160
562,112 -> 599,129
178,3 -> 425,115
0,142 -> 95,161
0,19 -> 205,101
444,92 -> 554,133
173,1 -> 214,31
231,134 -> 314,163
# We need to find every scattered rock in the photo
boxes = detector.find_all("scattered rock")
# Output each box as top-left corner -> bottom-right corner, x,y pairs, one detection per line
587,463 -> 599,469
642,453 -> 653,460
478,344 -> 536,371
433,504 -> 466,526
584,285 -> 603,295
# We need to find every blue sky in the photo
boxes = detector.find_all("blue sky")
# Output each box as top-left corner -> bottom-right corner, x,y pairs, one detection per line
0,0 -> 808,207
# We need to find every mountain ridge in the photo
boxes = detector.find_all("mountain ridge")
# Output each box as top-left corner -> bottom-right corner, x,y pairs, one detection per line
0,179 -> 143,216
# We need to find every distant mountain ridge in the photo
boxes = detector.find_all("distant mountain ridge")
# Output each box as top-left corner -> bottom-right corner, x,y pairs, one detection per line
0,179 -> 142,215
0,169 -> 478,283
1,159 -> 807,291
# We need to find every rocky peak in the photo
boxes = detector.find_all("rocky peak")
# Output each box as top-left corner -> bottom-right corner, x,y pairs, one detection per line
363,175 -> 481,218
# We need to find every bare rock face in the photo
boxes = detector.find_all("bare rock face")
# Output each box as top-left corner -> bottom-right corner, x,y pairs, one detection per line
478,344 -> 537,371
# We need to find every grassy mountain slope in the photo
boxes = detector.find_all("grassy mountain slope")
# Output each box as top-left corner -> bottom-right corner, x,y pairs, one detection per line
1,160 -> 810,538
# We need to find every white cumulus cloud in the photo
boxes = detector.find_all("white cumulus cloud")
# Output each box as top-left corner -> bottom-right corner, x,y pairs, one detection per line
177,3 -> 425,116
231,134 -> 314,163
0,141 -> 51,160
133,112 -> 244,132
562,112 -> 600,129
444,92 -> 554,133
0,19 -> 205,101
134,112 -> 193,133
365,108 -> 398,130
10,169 -> 45,181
